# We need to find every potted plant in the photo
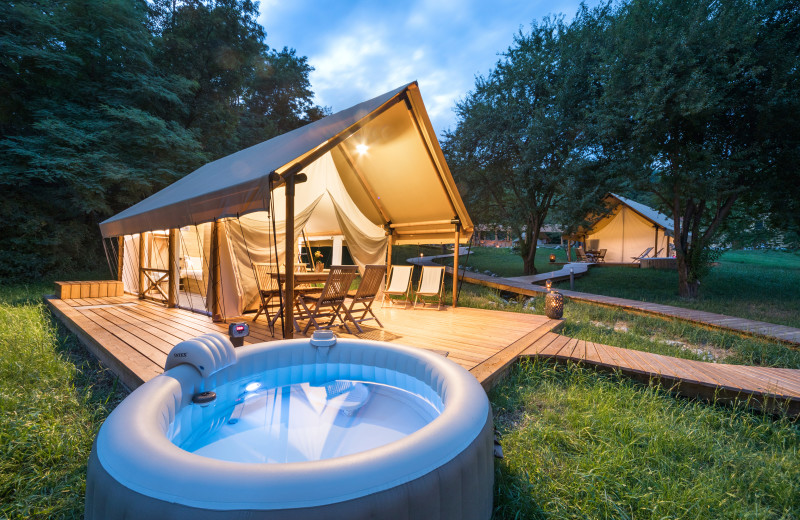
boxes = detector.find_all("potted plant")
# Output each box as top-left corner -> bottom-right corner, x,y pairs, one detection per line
314,250 -> 324,272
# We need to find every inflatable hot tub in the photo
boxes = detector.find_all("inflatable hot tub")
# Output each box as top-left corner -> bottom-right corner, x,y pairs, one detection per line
85,331 -> 493,519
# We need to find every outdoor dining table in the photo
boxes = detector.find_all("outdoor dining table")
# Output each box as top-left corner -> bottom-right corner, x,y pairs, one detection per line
268,270 -> 330,330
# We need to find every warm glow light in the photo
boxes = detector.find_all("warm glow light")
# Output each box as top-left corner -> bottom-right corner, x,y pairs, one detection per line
356,144 -> 369,155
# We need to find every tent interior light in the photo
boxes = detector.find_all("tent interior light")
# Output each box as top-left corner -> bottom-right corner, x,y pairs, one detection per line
356,144 -> 369,155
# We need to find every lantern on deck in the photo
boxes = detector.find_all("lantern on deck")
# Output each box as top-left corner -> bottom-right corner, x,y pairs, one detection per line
549,253 -> 556,263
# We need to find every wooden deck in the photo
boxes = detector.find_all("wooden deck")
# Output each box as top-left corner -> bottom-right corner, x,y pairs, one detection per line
44,294 -> 562,391
523,333 -> 800,415
45,293 -> 800,415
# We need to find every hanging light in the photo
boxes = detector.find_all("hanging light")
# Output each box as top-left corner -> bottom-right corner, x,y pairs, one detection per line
356,144 -> 369,155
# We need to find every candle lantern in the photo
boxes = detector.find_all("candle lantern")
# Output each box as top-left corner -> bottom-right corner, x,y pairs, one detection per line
545,290 -> 564,319
549,253 -> 556,263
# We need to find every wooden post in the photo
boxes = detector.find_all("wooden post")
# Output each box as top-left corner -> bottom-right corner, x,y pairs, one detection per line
210,220 -> 223,322
387,234 -> 393,278
452,225 -> 459,308
283,174 -> 296,339
168,228 -> 178,308
654,226 -> 659,256
138,232 -> 145,299
117,236 -> 124,282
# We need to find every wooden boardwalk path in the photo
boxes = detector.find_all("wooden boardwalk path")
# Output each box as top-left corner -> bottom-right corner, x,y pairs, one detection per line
522,333 -> 800,415
44,294 -> 561,391
418,252 -> 800,345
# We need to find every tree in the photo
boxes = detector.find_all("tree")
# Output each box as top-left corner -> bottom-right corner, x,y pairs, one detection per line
0,0 -> 205,277
237,47 -> 329,149
444,9 -> 610,274
594,0 -> 800,297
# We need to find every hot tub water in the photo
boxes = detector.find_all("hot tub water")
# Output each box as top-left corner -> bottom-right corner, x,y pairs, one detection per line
173,379 -> 441,464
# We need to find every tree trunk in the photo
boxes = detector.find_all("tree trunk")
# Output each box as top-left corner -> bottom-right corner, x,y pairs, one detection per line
522,226 -> 542,275
676,248 -> 699,298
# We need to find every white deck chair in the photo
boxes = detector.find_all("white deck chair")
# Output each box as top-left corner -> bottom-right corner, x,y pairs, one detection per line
414,265 -> 446,310
631,247 -> 654,262
383,265 -> 414,307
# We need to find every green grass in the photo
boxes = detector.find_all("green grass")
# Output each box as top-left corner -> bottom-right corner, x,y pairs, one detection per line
491,359 -> 800,519
456,283 -> 800,368
433,246 -> 800,329
554,250 -> 800,328
0,277 -> 127,519
435,245 -> 567,277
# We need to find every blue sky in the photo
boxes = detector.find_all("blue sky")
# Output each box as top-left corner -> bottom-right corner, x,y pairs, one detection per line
257,0 -> 597,136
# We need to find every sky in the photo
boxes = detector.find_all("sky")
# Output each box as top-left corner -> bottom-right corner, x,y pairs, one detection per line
257,0 -> 597,136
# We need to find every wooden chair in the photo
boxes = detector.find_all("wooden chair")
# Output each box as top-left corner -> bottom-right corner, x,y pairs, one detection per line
594,248 -> 607,262
575,247 -> 593,262
252,262 -> 281,323
631,247 -> 654,262
383,265 -> 414,307
343,264 -> 386,332
414,265 -> 446,310
296,265 -> 358,334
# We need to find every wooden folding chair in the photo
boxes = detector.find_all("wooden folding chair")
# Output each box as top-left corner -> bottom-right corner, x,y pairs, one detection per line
595,248 -> 607,262
575,247 -> 592,262
414,265 -> 446,310
383,265 -> 414,307
252,262 -> 281,323
343,264 -> 386,332
296,265 -> 358,334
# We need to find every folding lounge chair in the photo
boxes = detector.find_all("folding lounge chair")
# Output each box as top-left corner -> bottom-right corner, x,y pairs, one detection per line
631,247 -> 654,262
575,247 -> 592,262
343,264 -> 386,332
296,265 -> 358,334
383,265 -> 414,307
252,262 -> 281,323
414,265 -> 446,310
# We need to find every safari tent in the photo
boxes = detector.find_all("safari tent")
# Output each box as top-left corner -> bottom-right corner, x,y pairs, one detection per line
564,193 -> 673,263
99,82 -> 473,334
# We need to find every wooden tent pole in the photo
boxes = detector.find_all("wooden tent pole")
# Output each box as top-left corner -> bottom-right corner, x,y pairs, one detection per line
387,234 -> 393,277
654,225 -> 659,256
117,236 -> 124,282
284,174 -> 296,339
452,225 -> 460,308
168,228 -> 178,308
138,232 -> 145,299
211,220 -> 223,322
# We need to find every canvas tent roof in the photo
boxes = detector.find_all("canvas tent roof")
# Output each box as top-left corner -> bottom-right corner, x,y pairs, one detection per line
99,82 -> 473,244
564,193 -> 673,238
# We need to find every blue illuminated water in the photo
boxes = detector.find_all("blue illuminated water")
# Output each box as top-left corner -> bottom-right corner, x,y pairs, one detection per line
172,380 -> 441,463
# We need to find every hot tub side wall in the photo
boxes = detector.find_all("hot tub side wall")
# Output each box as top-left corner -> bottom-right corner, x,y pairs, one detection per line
85,409 -> 494,520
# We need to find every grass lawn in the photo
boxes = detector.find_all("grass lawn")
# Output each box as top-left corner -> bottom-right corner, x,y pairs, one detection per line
554,249 -> 800,329
0,277 -> 128,519
434,244 -> 568,277
491,359 -> 800,519
436,246 -> 800,329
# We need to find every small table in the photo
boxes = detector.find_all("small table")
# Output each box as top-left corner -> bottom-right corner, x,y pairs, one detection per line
268,271 -> 330,330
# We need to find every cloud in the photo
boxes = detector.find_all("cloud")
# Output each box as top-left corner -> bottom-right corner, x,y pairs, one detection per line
257,0 -> 598,135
